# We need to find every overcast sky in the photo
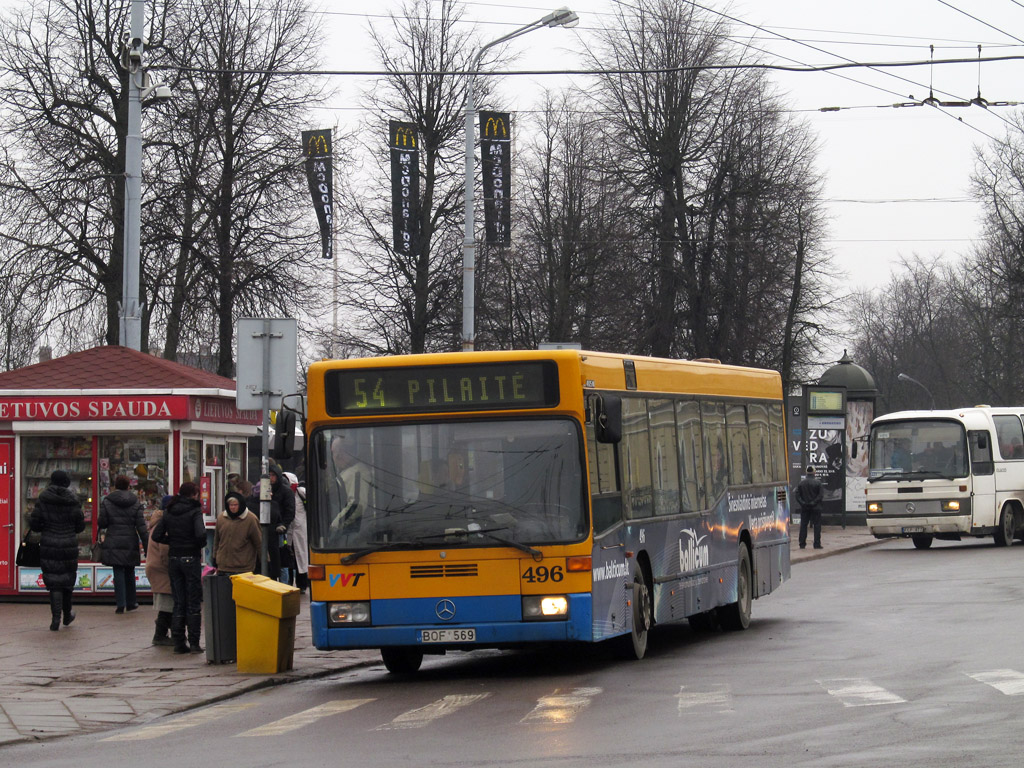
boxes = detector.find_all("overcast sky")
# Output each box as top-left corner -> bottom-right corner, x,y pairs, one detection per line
316,0 -> 1024,297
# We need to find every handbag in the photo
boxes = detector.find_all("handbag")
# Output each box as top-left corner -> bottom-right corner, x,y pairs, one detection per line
16,535 -> 41,568
90,536 -> 103,563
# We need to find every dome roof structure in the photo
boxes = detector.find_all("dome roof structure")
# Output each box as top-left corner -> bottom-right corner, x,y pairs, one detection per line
817,350 -> 878,399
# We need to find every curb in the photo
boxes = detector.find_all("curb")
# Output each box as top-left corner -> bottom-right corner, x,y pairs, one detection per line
792,537 -> 886,564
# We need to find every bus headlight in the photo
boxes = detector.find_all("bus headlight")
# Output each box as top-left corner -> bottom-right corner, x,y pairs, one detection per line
522,595 -> 569,621
328,601 -> 370,626
942,500 -> 961,511
867,502 -> 883,514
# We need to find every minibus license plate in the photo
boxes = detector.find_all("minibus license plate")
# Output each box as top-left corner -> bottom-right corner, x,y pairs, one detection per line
902,526 -> 925,533
420,628 -> 476,643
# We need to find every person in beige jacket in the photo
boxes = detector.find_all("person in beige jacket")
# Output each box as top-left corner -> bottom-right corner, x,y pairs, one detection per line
212,492 -> 262,575
145,496 -> 174,646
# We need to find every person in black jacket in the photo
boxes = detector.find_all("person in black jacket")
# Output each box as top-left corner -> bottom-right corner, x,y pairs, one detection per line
796,465 -> 825,550
151,482 -> 206,654
245,464 -> 295,580
30,470 -> 85,631
98,475 -> 148,613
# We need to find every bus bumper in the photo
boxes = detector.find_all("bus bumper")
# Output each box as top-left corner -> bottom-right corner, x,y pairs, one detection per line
310,593 -> 593,650
866,515 -> 971,537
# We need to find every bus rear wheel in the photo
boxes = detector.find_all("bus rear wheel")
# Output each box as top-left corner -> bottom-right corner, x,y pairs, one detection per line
994,508 -> 1015,547
615,569 -> 651,660
718,545 -> 752,631
911,534 -> 933,550
381,647 -> 423,675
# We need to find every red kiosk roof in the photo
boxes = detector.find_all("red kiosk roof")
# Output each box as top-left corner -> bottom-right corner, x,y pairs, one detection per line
0,346 -> 237,391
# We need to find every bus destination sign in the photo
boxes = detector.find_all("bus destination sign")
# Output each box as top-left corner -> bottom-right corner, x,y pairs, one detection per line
325,361 -> 559,415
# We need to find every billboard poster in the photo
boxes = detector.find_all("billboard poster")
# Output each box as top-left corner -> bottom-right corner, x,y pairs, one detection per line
846,400 -> 874,512
479,111 -> 511,246
301,129 -> 333,259
389,121 -> 420,258
807,428 -> 844,503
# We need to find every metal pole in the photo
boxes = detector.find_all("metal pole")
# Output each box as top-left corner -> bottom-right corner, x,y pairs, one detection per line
120,0 -> 144,350
259,320 -> 272,576
461,65 -> 477,352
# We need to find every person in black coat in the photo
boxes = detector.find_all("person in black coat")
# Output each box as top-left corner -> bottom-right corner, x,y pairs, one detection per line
98,475 -> 148,614
151,482 -> 206,654
245,464 -> 295,580
796,465 -> 825,550
30,469 -> 85,631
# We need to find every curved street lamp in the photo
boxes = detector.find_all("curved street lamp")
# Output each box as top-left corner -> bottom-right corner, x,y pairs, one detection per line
461,7 -> 579,351
897,372 -> 935,410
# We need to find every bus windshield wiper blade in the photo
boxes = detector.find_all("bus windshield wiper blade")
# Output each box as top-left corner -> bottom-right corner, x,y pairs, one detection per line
470,529 -> 544,561
341,541 -> 414,565
868,471 -> 907,482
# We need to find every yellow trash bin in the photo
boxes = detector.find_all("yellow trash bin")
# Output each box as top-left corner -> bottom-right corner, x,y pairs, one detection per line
230,573 -> 301,674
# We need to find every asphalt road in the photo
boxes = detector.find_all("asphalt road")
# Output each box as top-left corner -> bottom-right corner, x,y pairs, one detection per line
8,537 -> 1024,767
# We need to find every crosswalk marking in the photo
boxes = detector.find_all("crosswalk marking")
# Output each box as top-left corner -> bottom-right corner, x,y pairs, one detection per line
235,699 -> 376,737
377,694 -> 490,730
521,687 -> 602,724
966,669 -> 1024,696
677,684 -> 732,715
820,678 -> 906,707
101,701 -> 259,742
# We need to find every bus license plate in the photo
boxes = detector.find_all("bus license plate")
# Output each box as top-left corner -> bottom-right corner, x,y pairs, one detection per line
902,526 -> 925,533
420,628 -> 476,643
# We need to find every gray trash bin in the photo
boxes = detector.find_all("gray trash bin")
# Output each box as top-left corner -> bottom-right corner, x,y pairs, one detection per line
203,571 -> 237,664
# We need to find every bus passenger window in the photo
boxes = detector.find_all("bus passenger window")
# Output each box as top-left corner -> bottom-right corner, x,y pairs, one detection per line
649,399 -> 680,516
622,398 -> 653,518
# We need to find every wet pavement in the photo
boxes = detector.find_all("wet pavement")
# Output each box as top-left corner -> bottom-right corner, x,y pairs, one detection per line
0,525 -> 883,746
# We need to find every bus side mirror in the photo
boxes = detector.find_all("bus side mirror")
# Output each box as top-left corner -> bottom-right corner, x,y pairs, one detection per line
596,394 -> 622,444
271,409 -> 297,459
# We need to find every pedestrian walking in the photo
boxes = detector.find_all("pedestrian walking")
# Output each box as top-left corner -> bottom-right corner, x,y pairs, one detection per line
212,492 -> 262,575
98,475 -> 148,613
282,471 -> 309,592
29,469 -> 85,631
145,495 -> 175,646
151,482 -> 206,654
796,465 -> 825,550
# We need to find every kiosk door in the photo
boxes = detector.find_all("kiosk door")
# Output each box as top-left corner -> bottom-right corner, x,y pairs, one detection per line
0,438 -> 14,591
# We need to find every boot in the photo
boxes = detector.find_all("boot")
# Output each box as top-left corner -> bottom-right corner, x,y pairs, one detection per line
153,611 -> 174,646
171,615 -> 189,654
186,613 -> 204,654
61,589 -> 76,626
48,591 -> 62,631
296,572 -> 309,593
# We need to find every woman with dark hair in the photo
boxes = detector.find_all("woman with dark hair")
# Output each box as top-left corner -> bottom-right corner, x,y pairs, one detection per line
152,482 -> 206,654
98,475 -> 148,613
30,470 -> 85,631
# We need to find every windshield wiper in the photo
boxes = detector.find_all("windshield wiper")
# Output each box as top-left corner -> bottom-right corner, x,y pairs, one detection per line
869,469 -> 954,483
469,528 -> 544,561
341,528 -> 544,564
341,541 -> 415,565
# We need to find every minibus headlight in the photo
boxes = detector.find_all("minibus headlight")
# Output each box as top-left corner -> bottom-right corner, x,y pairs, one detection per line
328,601 -> 370,626
867,502 -> 883,514
942,500 -> 961,511
522,595 -> 569,620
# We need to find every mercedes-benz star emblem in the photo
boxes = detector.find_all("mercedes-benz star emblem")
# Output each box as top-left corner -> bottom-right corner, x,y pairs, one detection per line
435,599 -> 456,621
906,502 -> 916,513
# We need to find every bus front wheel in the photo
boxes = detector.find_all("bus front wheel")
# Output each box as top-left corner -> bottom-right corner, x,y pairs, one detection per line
994,508 -> 1015,547
911,534 -> 933,549
381,647 -> 423,675
718,545 -> 752,631
615,569 -> 651,660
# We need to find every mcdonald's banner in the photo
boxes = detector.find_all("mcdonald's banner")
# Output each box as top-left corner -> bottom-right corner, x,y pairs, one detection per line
302,129 -> 333,259
479,111 -> 512,247
389,120 -> 421,257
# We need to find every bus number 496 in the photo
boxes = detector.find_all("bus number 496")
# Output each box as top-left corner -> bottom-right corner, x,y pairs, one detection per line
522,565 -> 563,583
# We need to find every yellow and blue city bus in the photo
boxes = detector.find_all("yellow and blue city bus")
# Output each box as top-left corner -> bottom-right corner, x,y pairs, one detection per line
303,350 -> 790,673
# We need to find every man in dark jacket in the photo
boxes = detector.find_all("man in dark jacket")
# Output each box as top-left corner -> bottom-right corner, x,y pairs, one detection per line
98,475 -> 148,613
152,482 -> 206,654
246,464 -> 295,580
30,470 -> 85,631
796,465 -> 825,550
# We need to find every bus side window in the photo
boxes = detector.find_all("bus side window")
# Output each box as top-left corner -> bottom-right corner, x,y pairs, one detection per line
587,418 -> 622,534
969,430 -> 994,476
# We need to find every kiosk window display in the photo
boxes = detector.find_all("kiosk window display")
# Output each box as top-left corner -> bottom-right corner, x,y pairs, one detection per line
22,436 -> 94,560
98,435 -> 169,525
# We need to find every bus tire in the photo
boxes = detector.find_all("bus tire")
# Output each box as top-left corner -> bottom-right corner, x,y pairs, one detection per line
994,508 -> 1015,547
911,534 -> 933,550
381,647 -> 423,675
718,545 -> 752,631
615,569 -> 651,660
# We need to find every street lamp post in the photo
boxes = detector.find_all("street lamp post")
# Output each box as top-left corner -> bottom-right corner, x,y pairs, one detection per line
897,372 -> 935,410
461,7 -> 578,352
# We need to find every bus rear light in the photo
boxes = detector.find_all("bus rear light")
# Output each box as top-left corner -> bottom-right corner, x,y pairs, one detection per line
867,502 -> 883,514
328,601 -> 370,626
522,595 -> 568,620
308,564 -> 325,581
942,500 -> 961,511
567,556 -> 592,572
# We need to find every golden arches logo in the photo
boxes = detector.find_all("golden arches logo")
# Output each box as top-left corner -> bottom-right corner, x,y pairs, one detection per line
305,133 -> 329,157
483,117 -> 507,139
393,126 -> 417,148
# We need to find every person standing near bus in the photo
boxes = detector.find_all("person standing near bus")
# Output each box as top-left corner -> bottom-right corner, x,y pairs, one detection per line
796,466 -> 824,549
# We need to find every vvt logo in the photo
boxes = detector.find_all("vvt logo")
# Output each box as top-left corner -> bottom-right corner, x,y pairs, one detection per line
329,572 -> 365,587
678,529 -> 709,573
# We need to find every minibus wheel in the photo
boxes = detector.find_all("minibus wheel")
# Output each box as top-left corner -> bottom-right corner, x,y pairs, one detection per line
994,508 -> 1015,547
911,534 -> 933,550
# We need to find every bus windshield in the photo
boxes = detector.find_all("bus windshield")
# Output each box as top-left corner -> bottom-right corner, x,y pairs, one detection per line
868,419 -> 968,480
311,418 -> 585,551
